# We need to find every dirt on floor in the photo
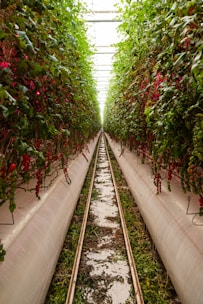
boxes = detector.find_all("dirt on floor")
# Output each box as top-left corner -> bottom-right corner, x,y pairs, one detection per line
74,137 -> 135,304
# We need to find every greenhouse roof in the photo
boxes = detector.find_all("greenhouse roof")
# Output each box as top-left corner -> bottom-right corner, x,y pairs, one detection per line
83,0 -> 121,118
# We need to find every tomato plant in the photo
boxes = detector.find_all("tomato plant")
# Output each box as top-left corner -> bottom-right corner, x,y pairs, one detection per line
104,0 -> 203,210
0,0 -> 101,214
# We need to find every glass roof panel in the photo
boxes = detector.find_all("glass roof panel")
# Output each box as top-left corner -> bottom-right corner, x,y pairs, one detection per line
83,0 -> 121,118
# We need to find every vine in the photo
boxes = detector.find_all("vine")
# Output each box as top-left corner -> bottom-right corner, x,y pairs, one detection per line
0,0 -> 101,212
104,0 -> 203,211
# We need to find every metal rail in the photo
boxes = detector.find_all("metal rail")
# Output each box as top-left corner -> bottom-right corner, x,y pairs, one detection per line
65,137 -> 101,304
65,134 -> 144,303
104,134 -> 145,304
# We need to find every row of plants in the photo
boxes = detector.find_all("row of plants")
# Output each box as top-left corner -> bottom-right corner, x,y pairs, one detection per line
107,141 -> 180,304
104,0 -> 203,210
46,135 -> 179,304
44,138 -> 97,304
0,0 -> 101,214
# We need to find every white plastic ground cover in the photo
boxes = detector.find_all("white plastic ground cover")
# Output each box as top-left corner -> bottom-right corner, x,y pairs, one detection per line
106,133 -> 203,304
0,134 -> 99,304
81,136 -> 134,303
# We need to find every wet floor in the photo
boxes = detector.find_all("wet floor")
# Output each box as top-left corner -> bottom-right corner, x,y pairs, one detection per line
77,137 -> 135,304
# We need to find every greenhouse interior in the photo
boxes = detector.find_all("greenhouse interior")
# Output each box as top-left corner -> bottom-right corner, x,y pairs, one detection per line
0,0 -> 203,303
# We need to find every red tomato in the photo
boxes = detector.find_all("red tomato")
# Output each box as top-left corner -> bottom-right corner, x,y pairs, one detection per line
0,165 -> 6,177
199,197 -> 203,207
8,163 -> 16,173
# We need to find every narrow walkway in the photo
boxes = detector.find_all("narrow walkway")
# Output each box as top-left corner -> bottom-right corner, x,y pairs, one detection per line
75,136 -> 135,303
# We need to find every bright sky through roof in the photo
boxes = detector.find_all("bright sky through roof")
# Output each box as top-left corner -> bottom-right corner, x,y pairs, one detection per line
83,0 -> 121,120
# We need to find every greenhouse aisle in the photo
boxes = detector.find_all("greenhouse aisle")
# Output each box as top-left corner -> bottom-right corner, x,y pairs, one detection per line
0,0 -> 203,304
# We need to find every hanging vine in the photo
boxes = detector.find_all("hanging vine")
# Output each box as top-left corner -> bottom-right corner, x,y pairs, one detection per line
104,0 -> 203,210
0,0 -> 101,214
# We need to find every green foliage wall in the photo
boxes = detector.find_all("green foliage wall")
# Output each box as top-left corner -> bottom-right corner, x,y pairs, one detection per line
0,0 -> 101,212
104,0 -> 203,205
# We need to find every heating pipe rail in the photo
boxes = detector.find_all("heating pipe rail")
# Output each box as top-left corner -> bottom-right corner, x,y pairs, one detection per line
65,134 -> 144,303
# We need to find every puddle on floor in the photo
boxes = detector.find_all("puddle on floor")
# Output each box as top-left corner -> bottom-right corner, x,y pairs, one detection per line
77,137 -> 135,304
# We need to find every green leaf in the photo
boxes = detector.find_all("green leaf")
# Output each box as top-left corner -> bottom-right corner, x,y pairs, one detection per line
0,243 -> 6,262
193,51 -> 202,63
1,105 -> 10,118
16,30 -> 36,53
0,30 -> 7,40
33,63 -> 43,75
58,65 -> 71,76
19,84 -> 28,93
61,129 -> 70,136
173,52 -> 187,67
49,55 -> 58,62
5,91 -> 16,104
48,125 -> 59,136
9,202 -> 16,213
171,2 -> 177,11
53,113 -> 62,121
48,34 -> 57,45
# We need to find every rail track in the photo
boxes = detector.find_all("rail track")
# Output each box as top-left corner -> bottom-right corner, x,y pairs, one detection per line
65,133 -> 144,304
